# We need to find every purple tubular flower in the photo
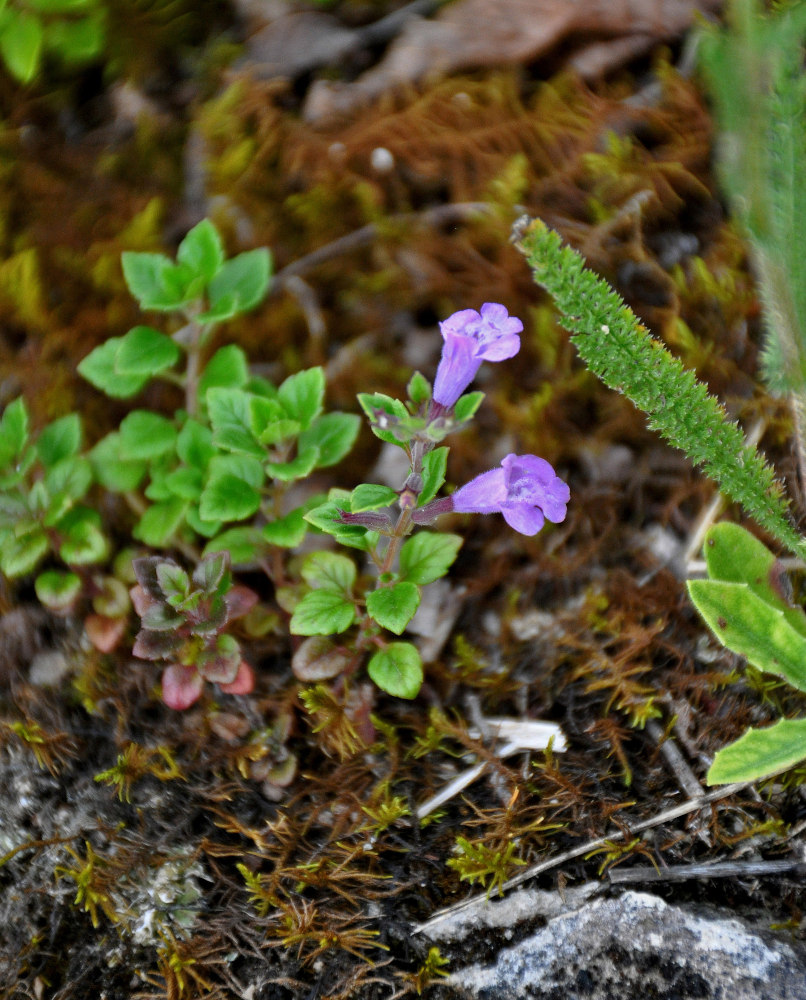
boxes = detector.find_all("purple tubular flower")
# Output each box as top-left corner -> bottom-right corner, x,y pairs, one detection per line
451,454 -> 570,536
432,303 -> 523,408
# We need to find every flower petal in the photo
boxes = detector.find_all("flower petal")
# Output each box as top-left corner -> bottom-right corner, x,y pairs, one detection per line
433,330 -> 483,407
451,467 -> 507,512
502,504 -> 545,535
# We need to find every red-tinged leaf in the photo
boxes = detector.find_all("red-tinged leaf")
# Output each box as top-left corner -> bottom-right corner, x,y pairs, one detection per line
85,614 -> 126,654
219,660 -> 254,695
132,628 -> 182,660
132,555 -> 168,599
162,664 -> 204,710
197,634 -> 241,683
129,583 -> 156,618
225,584 -> 259,621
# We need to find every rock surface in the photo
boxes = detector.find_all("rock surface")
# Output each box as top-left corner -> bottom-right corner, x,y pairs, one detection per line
425,886 -> 806,999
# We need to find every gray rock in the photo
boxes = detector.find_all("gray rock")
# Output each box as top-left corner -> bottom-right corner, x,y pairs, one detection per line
427,887 -> 806,999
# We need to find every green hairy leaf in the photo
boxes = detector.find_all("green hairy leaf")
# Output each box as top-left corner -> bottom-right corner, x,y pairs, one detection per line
515,217 -> 806,560
115,326 -> 180,377
289,589 -> 356,636
707,717 -> 806,784
399,532 -> 462,585
78,338 -> 149,398
366,582 -> 420,635
368,642 -> 423,699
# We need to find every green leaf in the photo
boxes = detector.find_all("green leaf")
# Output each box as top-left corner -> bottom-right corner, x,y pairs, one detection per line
185,505 -> 222,538
177,219 -> 224,282
407,371 -> 431,406
0,526 -> 48,577
0,397 -> 28,467
264,445 -> 320,482
199,473 -> 261,523
357,392 -> 410,446
89,433 -> 146,492
707,717 -> 806,784
0,11 -> 43,83
299,412 -> 360,468
366,582 -> 421,635
203,526 -> 263,565
119,411 -> 177,460
304,492 -> 378,551
301,551 -> 356,593
289,589 -> 356,636
351,483 -> 397,512
249,395 -> 288,442
701,522 -> 806,638
419,447 -> 448,505
198,345 -> 249,403
399,531 -> 462,585
58,509 -> 108,565
157,562 -> 189,603
44,455 -> 92,508
205,248 -> 271,319
207,453 -> 264,490
133,498 -> 187,547
114,326 -> 180,376
35,569 -> 81,611
453,391 -> 485,423
79,338 -> 149,398
278,368 -> 324,430
368,642 -> 423,699
262,507 -> 307,547
45,13 -> 104,63
687,579 -> 806,693
164,467 -> 203,499
515,217 -> 806,561
36,413 -> 81,468
121,252 -> 174,310
176,419 -> 215,469
207,388 -> 263,458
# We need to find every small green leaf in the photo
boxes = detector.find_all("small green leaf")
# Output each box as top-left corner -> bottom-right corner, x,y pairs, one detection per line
453,391 -> 485,422
198,345 -> 249,402
157,562 -> 189,603
262,507 -> 307,547
407,371 -> 431,406
119,411 -> 177,460
357,392 -> 410,446
0,527 -> 48,577
121,252 -> 174,310
301,551 -> 356,593
419,447 -> 448,505
264,445 -> 320,482
115,326 -> 180,376
35,569 -> 82,611
707,717 -> 806,784
89,433 -> 146,492
278,368 -> 325,430
45,13 -> 104,63
176,419 -> 216,469
290,589 -> 356,636
687,579 -> 806,693
133,498 -> 187,547
177,219 -> 224,281
207,388 -> 263,458
36,413 -> 81,467
399,531 -> 462,585
79,339 -> 149,398
207,453 -> 264,490
368,642 -> 423,699
299,412 -> 360,468
204,526 -> 263,565
366,582 -> 420,635
58,509 -> 108,565
205,248 -> 271,318
199,473 -> 261,523
185,505 -> 222,538
164,467 -> 203,500
0,11 -> 43,83
44,455 -> 92,506
304,494 -> 378,551
351,483 -> 397,512
0,397 -> 29,466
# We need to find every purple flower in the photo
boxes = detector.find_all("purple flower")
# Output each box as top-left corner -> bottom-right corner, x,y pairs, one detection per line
451,453 -> 570,535
432,303 -> 522,408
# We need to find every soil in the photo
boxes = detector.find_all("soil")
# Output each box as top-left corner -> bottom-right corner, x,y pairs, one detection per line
1,2 -> 806,998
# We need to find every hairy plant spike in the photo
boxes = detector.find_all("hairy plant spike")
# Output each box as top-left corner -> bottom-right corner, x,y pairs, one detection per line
513,217 -> 806,561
